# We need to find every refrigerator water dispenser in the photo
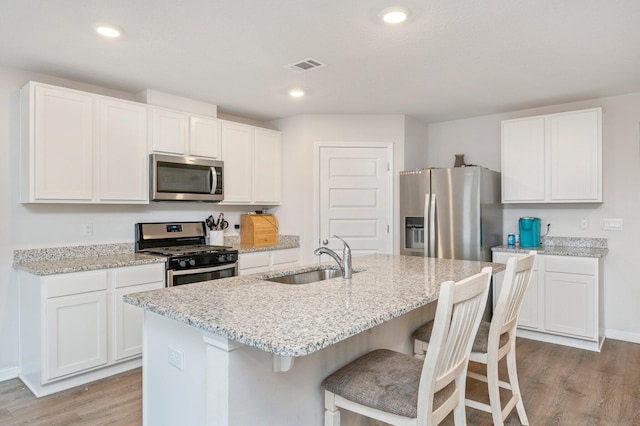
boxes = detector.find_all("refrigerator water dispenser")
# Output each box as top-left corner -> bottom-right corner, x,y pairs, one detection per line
404,217 -> 424,250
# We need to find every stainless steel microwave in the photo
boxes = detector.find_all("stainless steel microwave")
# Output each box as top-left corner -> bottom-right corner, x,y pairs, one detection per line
150,154 -> 224,202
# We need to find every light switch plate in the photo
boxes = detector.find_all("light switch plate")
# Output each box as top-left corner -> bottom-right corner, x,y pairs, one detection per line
602,218 -> 623,230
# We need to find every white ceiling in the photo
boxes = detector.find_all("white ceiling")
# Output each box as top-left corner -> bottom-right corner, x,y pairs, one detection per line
1,0 -> 640,123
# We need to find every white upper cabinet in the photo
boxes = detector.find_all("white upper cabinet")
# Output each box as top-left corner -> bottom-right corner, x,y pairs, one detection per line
220,120 -> 253,203
220,120 -> 281,205
189,115 -> 220,158
26,84 -> 94,201
21,82 -> 149,204
549,110 -> 601,201
98,98 -> 149,202
253,128 -> 282,204
501,107 -> 602,203
150,107 -> 220,159
501,117 -> 546,202
150,107 -> 187,155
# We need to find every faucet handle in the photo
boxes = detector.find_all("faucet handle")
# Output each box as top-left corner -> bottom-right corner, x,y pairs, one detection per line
333,235 -> 351,252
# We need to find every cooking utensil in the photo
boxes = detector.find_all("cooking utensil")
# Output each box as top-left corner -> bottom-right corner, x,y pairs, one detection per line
216,213 -> 225,230
205,215 -> 215,230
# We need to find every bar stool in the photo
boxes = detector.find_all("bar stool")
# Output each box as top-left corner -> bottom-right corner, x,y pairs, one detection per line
412,252 -> 536,425
321,267 -> 492,426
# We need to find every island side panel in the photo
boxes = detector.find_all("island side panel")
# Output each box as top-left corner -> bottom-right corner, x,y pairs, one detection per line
142,303 -> 436,425
143,311 -> 207,426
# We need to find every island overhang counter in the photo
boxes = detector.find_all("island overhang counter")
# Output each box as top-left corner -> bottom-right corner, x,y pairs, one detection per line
124,254 -> 504,426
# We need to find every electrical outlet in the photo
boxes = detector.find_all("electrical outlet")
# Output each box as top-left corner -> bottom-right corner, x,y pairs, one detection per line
82,223 -> 93,236
580,218 -> 588,230
167,346 -> 184,370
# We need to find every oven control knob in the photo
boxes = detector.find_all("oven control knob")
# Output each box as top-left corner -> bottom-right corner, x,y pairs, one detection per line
179,260 -> 187,268
218,255 -> 226,262
189,259 -> 196,266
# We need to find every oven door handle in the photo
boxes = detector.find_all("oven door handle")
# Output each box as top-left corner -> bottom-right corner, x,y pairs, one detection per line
171,263 -> 236,276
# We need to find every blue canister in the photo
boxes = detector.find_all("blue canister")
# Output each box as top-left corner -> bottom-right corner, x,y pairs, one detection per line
507,233 -> 516,246
519,217 -> 541,247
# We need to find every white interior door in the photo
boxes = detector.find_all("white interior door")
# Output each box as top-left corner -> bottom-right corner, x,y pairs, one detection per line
318,145 -> 392,257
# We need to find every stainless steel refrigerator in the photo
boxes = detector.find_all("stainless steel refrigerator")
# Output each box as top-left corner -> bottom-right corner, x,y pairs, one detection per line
400,167 -> 502,262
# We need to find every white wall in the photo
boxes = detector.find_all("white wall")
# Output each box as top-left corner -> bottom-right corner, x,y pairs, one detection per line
0,65 -> 253,379
403,115 -> 429,170
423,92 -> 640,342
270,114 -> 410,263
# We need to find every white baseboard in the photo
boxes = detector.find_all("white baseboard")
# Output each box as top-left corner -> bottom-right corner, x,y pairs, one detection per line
21,358 -> 141,397
0,366 -> 20,382
605,329 -> 640,344
516,329 -> 602,352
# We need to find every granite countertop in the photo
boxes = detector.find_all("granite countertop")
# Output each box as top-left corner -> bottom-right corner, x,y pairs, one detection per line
226,234 -> 299,253
12,235 -> 301,275
124,254 -> 504,357
492,236 -> 608,258
13,243 -> 166,276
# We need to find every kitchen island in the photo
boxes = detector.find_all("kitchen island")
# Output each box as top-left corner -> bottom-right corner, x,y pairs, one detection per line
125,254 -> 503,425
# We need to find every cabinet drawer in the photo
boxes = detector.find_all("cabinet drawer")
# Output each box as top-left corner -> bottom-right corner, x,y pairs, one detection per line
239,252 -> 271,270
272,248 -> 299,265
114,264 -> 165,288
46,271 -> 108,298
545,256 -> 595,275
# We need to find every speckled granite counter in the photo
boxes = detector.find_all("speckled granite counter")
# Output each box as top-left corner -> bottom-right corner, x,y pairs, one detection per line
124,254 -> 503,357
225,234 -> 299,253
492,236 -> 608,258
12,236 -> 299,275
13,243 -> 166,275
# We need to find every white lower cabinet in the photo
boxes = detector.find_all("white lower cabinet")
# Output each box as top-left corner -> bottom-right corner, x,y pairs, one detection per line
45,272 -> 108,380
492,252 -> 602,351
271,248 -> 299,270
19,263 -> 165,396
111,265 -> 165,361
239,248 -> 299,276
513,269 -> 540,330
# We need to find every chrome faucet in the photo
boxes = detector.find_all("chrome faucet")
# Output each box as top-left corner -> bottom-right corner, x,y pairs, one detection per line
314,236 -> 352,279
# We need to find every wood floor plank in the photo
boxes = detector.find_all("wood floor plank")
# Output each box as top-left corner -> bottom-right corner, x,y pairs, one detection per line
1,369 -> 142,426
1,338 -> 639,425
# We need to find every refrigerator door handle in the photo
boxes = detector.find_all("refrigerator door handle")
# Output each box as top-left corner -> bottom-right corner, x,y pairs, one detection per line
423,193 -> 429,257
428,193 -> 437,257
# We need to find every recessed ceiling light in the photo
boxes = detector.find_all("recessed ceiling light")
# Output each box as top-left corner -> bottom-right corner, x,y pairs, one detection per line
380,7 -> 410,24
289,89 -> 305,98
96,25 -> 122,38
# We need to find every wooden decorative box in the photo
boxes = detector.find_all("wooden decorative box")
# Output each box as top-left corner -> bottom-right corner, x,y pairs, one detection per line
240,214 -> 278,247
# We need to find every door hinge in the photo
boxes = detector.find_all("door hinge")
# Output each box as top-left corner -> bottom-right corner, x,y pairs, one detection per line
387,224 -> 390,233
387,162 -> 390,171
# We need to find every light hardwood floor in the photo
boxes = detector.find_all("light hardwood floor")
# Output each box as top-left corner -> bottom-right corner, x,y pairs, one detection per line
1,338 -> 639,425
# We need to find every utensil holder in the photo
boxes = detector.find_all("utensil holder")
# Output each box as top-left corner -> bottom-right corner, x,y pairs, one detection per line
207,230 -> 224,246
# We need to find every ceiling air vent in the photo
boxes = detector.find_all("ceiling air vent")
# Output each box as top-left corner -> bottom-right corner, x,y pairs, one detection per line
285,58 -> 327,73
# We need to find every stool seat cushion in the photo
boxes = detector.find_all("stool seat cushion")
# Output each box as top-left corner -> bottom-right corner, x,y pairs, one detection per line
321,349 -> 454,418
412,320 -> 510,354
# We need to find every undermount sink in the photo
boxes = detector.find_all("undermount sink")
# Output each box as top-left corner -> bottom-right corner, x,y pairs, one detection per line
261,267 -> 360,285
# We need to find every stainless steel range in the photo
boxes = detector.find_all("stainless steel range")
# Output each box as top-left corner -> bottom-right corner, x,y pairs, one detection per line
135,221 -> 238,287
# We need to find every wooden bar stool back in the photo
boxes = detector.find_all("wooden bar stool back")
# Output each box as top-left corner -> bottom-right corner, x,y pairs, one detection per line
413,251 -> 536,425
321,267 -> 492,426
